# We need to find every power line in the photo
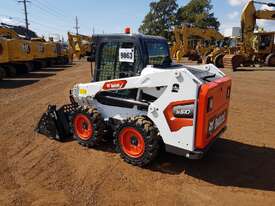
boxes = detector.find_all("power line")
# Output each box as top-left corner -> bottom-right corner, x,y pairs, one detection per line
34,0 -> 68,18
30,2 -> 66,22
31,0 -> 68,21
30,19 -> 66,33
12,0 -> 74,38
29,2 -> 72,27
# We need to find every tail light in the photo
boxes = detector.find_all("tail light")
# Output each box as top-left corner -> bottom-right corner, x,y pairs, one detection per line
207,97 -> 213,112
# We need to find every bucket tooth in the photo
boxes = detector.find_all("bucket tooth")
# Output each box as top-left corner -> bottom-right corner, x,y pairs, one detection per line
35,104 -> 79,141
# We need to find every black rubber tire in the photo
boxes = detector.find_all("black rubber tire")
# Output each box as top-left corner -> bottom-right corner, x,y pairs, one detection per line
0,66 -> 6,80
63,57 -> 69,65
40,61 -> 47,68
6,65 -> 17,77
214,54 -> 224,68
114,116 -> 161,167
24,62 -> 34,73
47,59 -> 55,67
203,55 -> 212,64
265,53 -> 275,66
232,55 -> 243,72
34,62 -> 42,70
72,107 -> 105,147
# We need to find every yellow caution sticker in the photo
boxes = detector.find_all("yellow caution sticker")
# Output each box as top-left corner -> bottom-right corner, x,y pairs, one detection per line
79,88 -> 87,95
75,43 -> 80,51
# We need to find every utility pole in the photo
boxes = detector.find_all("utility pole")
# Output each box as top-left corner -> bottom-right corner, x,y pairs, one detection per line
74,16 -> 80,35
18,0 -> 30,39
92,26 -> 95,35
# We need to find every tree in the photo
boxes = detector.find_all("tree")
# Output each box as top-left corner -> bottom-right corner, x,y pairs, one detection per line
139,0 -> 178,41
176,0 -> 220,30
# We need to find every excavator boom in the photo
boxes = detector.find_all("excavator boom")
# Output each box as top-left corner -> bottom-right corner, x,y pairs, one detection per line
253,1 -> 275,7
171,26 -> 224,62
224,0 -> 275,70
255,10 -> 275,19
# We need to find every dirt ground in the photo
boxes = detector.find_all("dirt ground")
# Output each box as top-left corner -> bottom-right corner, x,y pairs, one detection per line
0,61 -> 275,206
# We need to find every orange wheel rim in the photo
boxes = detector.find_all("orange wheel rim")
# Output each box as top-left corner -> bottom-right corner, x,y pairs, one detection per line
73,114 -> 93,140
119,127 -> 145,158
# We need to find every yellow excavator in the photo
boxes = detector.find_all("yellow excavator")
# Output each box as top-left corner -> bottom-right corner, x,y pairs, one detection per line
223,0 -> 275,70
171,26 -> 224,63
0,26 -> 69,79
0,26 -> 34,77
203,36 -> 240,68
0,27 -> 19,39
67,32 -> 92,62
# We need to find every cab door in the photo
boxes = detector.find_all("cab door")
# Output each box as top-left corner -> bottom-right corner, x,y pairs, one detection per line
94,40 -> 143,108
257,34 -> 273,54
95,40 -> 142,82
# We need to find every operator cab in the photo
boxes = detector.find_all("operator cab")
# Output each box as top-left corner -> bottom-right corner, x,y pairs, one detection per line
253,32 -> 275,54
219,37 -> 238,48
87,33 -> 172,109
90,33 -> 172,82
88,33 -> 222,109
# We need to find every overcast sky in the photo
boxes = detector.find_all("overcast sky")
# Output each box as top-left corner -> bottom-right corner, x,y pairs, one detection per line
0,0 -> 274,40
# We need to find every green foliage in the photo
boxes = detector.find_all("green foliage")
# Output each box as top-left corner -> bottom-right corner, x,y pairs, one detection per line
139,0 -> 178,41
139,0 -> 220,40
176,0 -> 220,30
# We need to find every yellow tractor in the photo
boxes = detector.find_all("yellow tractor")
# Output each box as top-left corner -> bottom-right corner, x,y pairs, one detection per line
0,37 -> 9,79
45,38 -> 58,60
30,37 -> 48,68
31,38 -> 46,60
204,37 -> 240,68
56,42 -> 69,65
7,38 -> 34,72
42,37 -> 69,66
0,27 -> 18,39
0,26 -> 70,79
67,32 -> 92,62
223,0 -> 275,70
0,27 -> 35,76
171,26 -> 224,63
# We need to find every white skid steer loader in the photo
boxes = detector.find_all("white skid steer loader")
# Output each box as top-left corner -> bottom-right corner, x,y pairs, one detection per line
36,30 -> 232,167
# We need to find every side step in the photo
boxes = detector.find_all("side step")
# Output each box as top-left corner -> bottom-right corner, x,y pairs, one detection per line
223,54 -> 244,71
223,54 -> 234,70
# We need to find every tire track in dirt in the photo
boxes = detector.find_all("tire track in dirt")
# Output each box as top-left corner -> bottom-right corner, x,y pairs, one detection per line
0,63 -> 88,127
1,64 -> 275,206
0,62 -> 91,206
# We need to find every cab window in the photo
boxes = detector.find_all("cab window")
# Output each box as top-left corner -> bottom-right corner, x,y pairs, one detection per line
117,42 -> 142,78
259,35 -> 272,50
146,40 -> 171,66
96,41 -> 142,107
97,41 -> 141,81
97,41 -> 118,81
